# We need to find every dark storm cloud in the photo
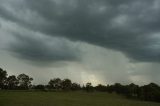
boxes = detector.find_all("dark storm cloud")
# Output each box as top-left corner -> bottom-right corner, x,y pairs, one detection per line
1,0 -> 160,62
7,34 -> 80,65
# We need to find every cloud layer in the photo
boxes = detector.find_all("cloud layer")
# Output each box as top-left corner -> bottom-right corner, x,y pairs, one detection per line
8,34 -> 80,65
1,0 -> 160,63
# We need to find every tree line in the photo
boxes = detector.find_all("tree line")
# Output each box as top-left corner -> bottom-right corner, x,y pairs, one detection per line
0,67 -> 160,103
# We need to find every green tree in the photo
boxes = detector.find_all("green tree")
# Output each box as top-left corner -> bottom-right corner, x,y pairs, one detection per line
95,84 -> 107,92
71,83 -> 81,91
61,79 -> 72,90
127,83 -> 139,98
34,84 -> 45,90
0,68 -> 7,89
140,83 -> 160,102
48,78 -> 62,90
86,82 -> 94,92
17,74 -> 33,89
6,75 -> 18,89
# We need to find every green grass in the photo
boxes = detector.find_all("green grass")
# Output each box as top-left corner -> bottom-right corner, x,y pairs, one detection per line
0,91 -> 160,106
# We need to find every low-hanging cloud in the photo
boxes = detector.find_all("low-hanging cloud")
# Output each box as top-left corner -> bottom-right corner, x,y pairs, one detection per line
1,0 -> 160,63
7,33 -> 80,65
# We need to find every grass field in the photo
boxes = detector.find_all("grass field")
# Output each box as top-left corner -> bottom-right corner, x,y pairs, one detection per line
0,91 -> 160,106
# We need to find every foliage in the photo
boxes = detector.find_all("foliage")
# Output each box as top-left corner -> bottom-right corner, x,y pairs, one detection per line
33,84 -> 45,90
85,82 -> 94,92
61,79 -> 72,90
71,83 -> 81,91
6,75 -> 18,89
48,78 -> 62,90
17,74 -> 33,89
0,68 -> 7,89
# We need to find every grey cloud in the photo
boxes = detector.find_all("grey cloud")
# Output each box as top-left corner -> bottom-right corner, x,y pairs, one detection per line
7,34 -> 80,66
1,0 -> 160,62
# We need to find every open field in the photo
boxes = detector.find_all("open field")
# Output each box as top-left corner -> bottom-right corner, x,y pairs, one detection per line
0,91 -> 160,106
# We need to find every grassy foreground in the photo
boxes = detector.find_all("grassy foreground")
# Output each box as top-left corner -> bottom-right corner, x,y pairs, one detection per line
0,91 -> 160,106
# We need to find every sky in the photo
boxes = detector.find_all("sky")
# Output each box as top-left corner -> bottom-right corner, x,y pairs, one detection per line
0,0 -> 160,86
